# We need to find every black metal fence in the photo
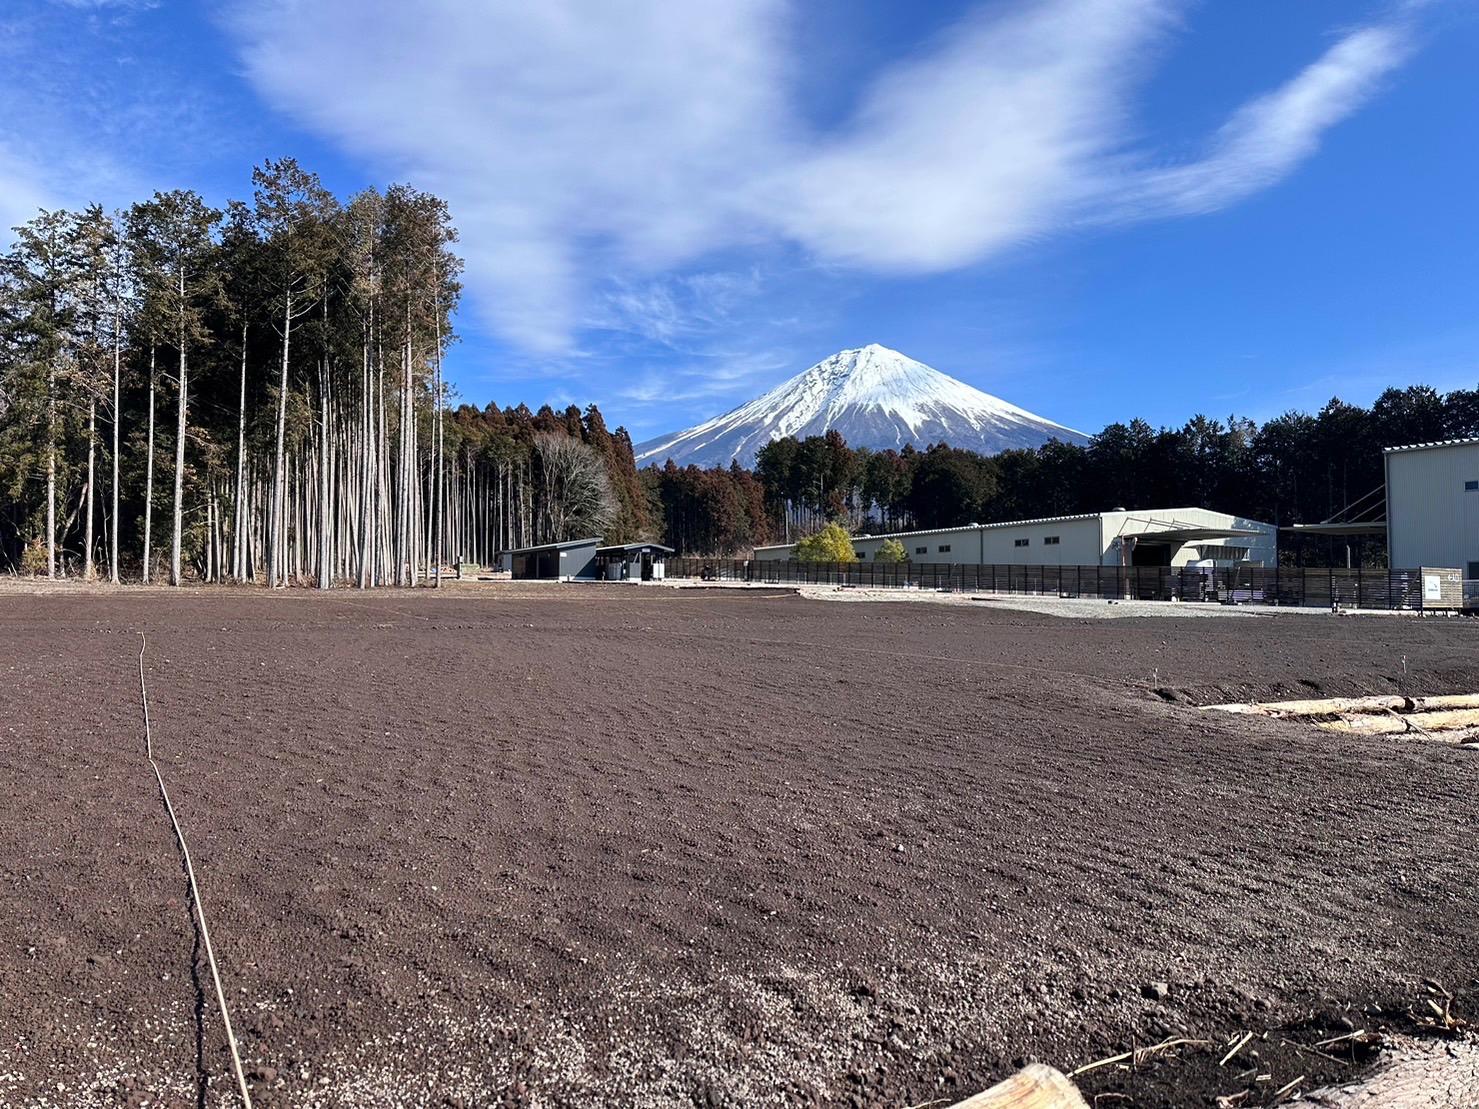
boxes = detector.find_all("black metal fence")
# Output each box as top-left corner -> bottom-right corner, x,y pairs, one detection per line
665,557 -> 1433,610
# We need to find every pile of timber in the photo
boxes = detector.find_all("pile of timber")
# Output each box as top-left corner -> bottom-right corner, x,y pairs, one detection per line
1203,694 -> 1479,744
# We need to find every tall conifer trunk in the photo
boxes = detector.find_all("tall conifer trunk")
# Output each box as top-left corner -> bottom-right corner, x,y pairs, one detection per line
84,399 -> 96,579
46,357 -> 56,578
270,291 -> 293,587
142,343 -> 156,583
170,270 -> 187,587
110,304 -> 121,583
233,323 -> 248,581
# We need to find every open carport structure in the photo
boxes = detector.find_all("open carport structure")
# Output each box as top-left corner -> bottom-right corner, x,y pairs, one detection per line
596,542 -> 673,581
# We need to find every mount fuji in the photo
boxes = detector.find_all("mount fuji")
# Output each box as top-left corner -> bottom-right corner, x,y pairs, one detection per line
635,344 -> 1088,469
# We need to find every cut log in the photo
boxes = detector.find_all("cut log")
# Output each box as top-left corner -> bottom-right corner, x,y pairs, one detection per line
1204,696 -> 1410,717
948,1064 -> 1089,1109
1317,709 -> 1479,735
1205,694 -> 1479,719
1412,694 -> 1479,712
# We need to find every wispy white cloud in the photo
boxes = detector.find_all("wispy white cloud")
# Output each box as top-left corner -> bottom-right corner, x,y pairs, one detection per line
48,0 -> 158,8
230,1 -> 788,353
769,0 -> 1173,271
591,270 -> 766,347
0,141 -> 52,238
615,346 -> 797,435
1117,24 -> 1412,218
223,1 -> 1419,360
0,3 -> 239,243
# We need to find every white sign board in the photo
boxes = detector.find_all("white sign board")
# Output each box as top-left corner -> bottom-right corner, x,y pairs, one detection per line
1423,573 -> 1442,601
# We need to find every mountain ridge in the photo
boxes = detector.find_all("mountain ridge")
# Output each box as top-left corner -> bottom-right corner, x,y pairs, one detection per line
635,344 -> 1087,469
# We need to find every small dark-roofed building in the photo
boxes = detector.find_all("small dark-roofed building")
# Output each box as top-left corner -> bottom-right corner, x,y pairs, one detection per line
596,542 -> 673,581
503,537 -> 602,581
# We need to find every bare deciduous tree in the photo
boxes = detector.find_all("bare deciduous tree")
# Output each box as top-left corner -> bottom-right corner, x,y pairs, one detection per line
534,432 -> 615,542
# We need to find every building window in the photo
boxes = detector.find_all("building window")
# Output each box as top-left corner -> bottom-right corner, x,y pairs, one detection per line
854,550 -> 865,559
1043,536 -> 1060,546
1466,480 -> 1478,491
938,544 -> 951,553
915,546 -> 927,554
1014,538 -> 1029,548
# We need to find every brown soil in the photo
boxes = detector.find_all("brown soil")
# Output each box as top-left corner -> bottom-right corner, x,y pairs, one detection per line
1,584 -> 1476,1108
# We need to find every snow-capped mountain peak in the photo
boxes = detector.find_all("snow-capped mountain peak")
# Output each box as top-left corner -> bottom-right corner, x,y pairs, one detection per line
635,345 -> 1086,468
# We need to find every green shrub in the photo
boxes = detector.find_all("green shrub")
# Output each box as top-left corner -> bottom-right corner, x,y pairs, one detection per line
874,538 -> 907,563
795,522 -> 856,563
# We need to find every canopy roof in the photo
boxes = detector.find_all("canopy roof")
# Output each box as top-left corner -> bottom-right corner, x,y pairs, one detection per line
503,537 -> 602,556
1282,522 -> 1388,536
596,542 -> 674,556
1131,526 -> 1266,543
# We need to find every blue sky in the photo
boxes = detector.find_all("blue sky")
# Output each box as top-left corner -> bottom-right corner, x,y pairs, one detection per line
2,0 -> 1476,444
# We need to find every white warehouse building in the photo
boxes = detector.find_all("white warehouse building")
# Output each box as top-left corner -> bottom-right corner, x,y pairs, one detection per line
754,507 -> 1277,567
1385,438 -> 1479,578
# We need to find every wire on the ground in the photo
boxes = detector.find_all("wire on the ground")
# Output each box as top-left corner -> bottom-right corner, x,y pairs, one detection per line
137,632 -> 254,1109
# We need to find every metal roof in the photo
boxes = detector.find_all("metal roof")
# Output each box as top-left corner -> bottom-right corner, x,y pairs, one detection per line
596,542 -> 674,555
1383,436 -> 1479,455
978,512 -> 1106,531
1284,521 -> 1388,536
844,522 -> 988,542
502,537 -> 602,556
844,514 -> 1103,544
1131,527 -> 1265,542
762,509 -> 1269,548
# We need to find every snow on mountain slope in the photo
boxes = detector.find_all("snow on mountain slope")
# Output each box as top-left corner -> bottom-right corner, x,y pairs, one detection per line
635,344 -> 1087,469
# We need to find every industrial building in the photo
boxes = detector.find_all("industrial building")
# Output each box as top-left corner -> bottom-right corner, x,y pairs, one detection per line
753,508 -> 1277,567
501,537 -> 673,582
1384,438 -> 1479,578
503,537 -> 601,580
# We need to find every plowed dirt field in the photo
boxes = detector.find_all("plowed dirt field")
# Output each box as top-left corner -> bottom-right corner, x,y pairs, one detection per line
2,585 -> 1475,1107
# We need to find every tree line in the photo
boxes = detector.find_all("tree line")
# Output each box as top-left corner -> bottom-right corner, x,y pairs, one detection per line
441,401 -> 650,566
4,163 -> 1471,578
644,385 -> 1479,563
0,160 -> 651,583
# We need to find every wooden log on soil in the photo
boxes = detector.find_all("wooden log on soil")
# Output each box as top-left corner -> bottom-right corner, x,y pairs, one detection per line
1412,694 -> 1479,711
1316,708 -> 1479,735
1206,694 -> 1479,719
1204,695 -> 1410,717
948,1063 -> 1089,1109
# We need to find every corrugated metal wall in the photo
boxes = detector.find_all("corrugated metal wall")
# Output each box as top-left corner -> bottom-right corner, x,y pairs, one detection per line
1386,442 -> 1479,574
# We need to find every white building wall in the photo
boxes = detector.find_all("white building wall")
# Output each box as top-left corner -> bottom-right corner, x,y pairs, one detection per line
754,508 -> 1277,567
980,517 -> 1102,564
1386,441 -> 1479,575
847,527 -> 984,564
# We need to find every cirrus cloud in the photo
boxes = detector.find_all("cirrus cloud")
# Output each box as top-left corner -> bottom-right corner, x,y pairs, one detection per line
226,0 -> 1419,355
